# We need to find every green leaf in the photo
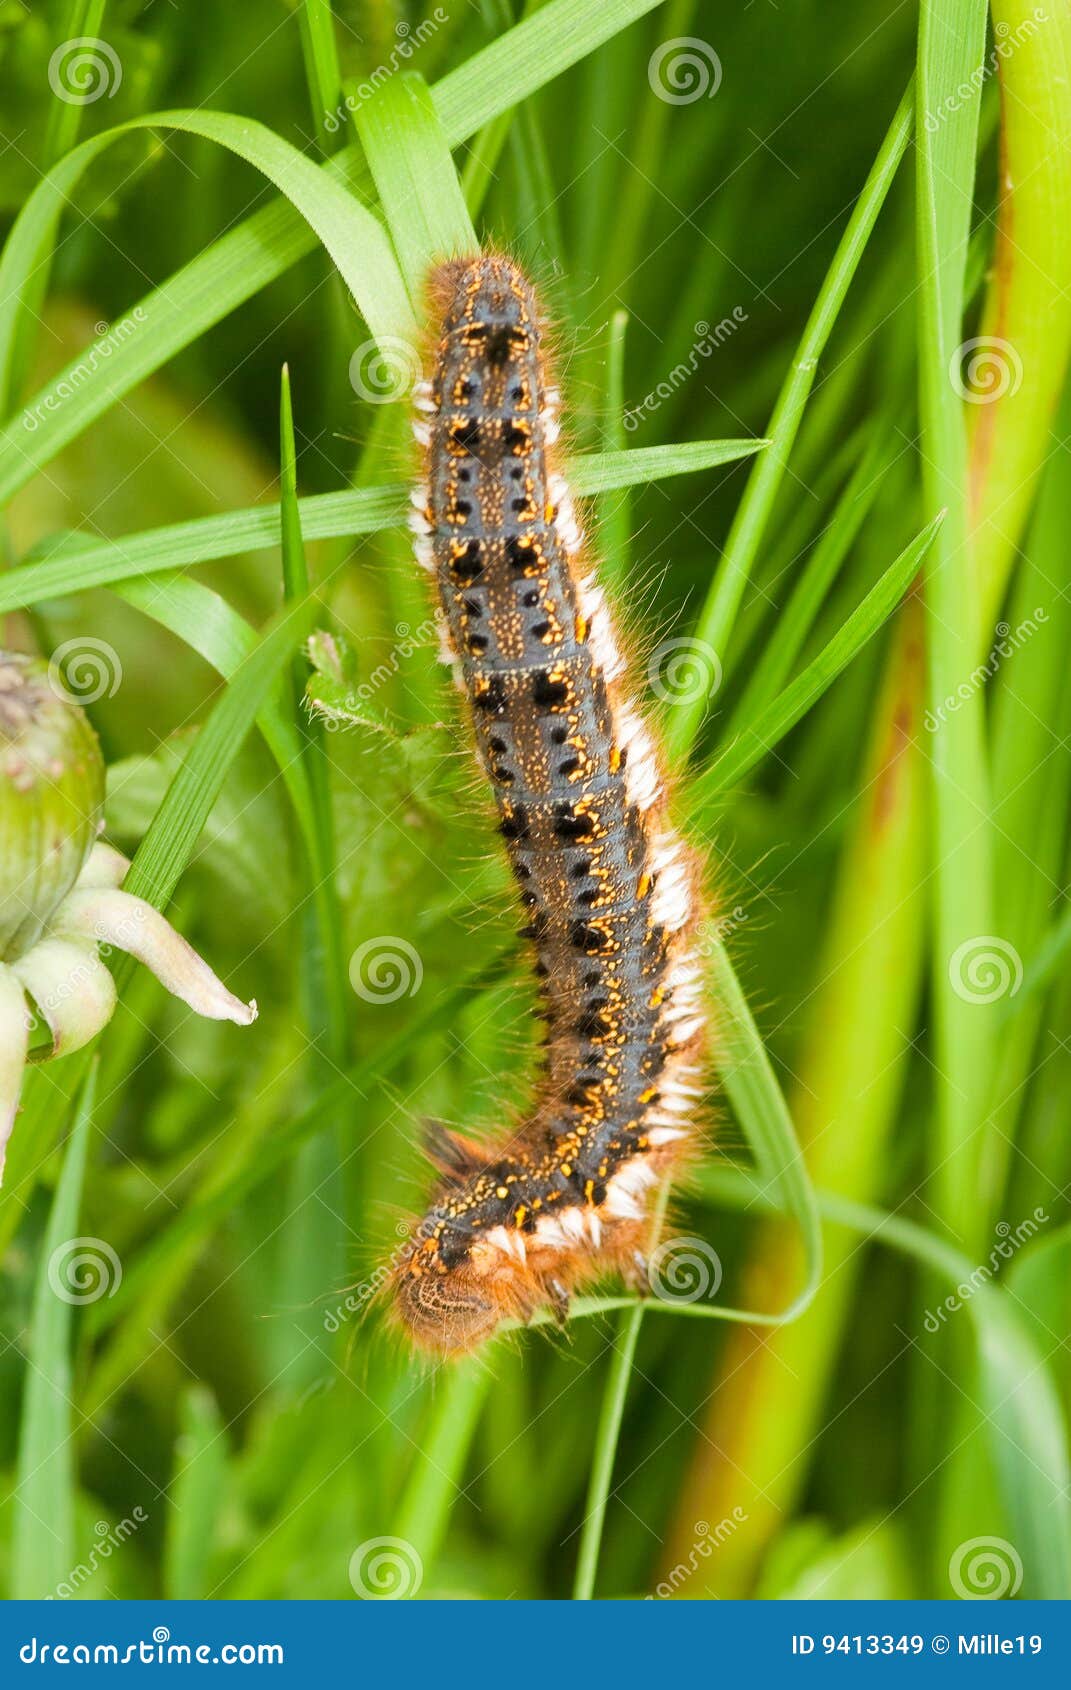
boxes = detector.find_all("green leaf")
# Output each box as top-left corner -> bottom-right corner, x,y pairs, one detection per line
297,0 -> 343,149
356,72 -> 477,296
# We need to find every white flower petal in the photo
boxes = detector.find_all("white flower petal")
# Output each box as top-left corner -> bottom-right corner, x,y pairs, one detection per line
77,841 -> 131,890
52,888 -> 257,1026
11,936 -> 116,1057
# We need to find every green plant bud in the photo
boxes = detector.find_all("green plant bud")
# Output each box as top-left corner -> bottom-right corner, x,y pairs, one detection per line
0,651 -> 105,963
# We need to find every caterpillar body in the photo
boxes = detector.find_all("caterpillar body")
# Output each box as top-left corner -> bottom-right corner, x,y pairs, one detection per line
392,255 -> 709,1354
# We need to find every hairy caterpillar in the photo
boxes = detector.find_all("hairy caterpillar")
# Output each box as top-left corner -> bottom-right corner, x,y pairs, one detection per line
391,255 -> 709,1353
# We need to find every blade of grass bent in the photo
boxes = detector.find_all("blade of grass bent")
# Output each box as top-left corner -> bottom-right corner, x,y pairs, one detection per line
0,0 -> 668,493
0,439 -> 764,615
356,72 -> 477,296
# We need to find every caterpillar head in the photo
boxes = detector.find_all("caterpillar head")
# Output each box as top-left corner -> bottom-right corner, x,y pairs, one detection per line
392,1253 -> 505,1355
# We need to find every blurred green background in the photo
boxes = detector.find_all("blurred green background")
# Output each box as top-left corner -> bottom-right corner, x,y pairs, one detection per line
0,0 -> 1069,1601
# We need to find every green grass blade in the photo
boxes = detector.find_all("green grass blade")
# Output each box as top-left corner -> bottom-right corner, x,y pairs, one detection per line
0,440 -> 763,613
916,0 -> 991,1247
121,592 -> 318,910
0,0 -> 665,495
431,0 -> 668,147
665,79 -> 914,762
164,1386 -> 228,1599
697,1171 -> 1071,1600
0,110 -> 412,450
297,0 -> 343,149
11,1064 -> 98,1600
356,72 -> 477,295
725,424 -> 894,731
390,1362 -> 493,1584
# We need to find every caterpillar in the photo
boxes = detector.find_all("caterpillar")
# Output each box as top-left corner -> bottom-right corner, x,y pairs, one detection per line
390,255 -> 709,1354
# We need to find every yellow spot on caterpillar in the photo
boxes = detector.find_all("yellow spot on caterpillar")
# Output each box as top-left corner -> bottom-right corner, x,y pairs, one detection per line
545,501 -> 556,522
637,1086 -> 658,1105
609,746 -> 622,774
575,614 -> 589,642
496,1186 -> 509,1199
636,871 -> 651,898
649,986 -> 665,1009
559,1162 -> 573,1178
584,1179 -> 596,1203
514,1206 -> 527,1227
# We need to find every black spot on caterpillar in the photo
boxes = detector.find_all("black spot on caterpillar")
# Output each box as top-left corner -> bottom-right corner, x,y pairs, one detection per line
392,255 -> 709,1354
